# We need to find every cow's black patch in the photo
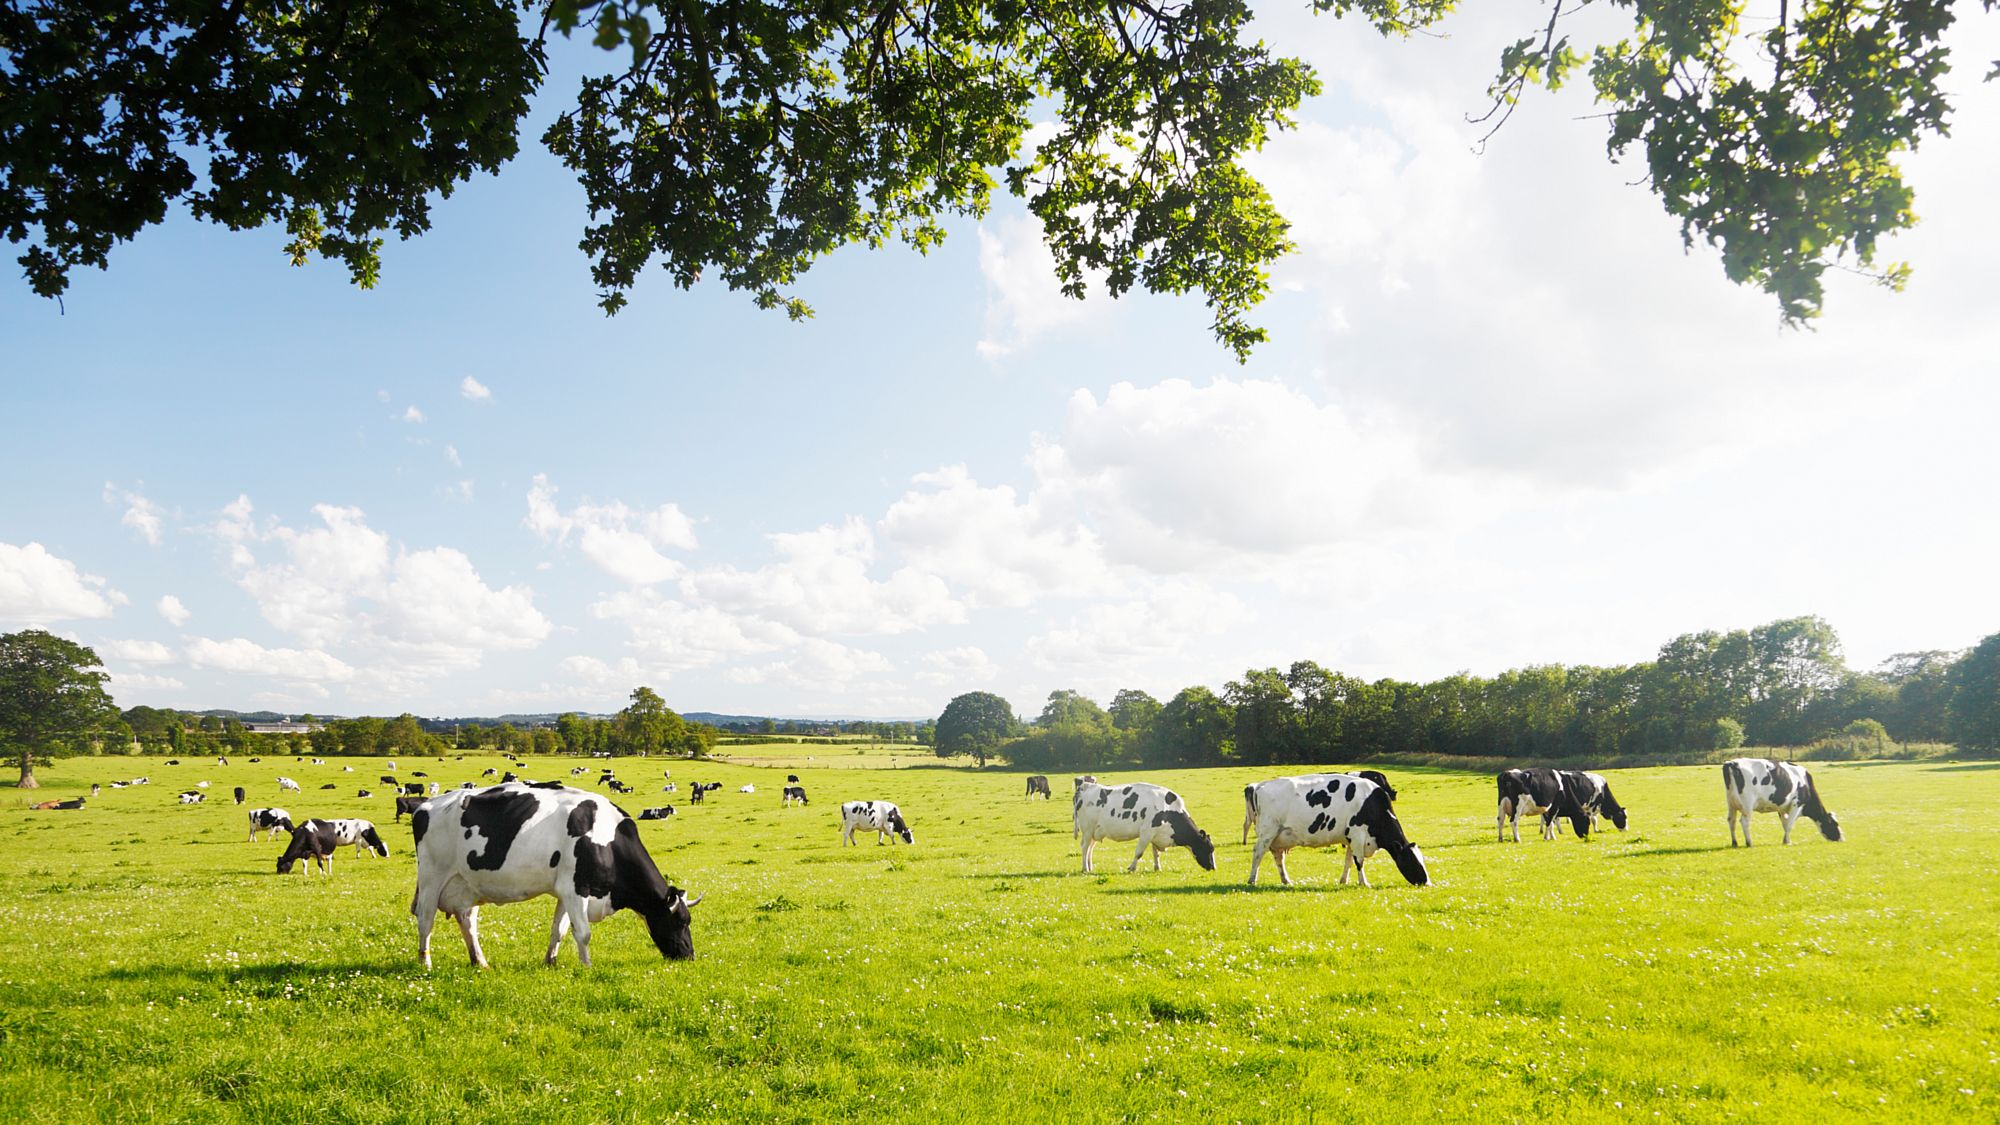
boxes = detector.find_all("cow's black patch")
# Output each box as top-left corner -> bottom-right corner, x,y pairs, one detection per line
1308,811 -> 1332,835
1163,790 -> 1178,806
530,780 -> 564,790
551,850 -> 562,867
460,787 -> 541,871
1122,790 -> 1139,809
1152,809 -> 1216,871
1765,762 -> 1794,804
567,800 -> 598,839
1096,790 -> 1110,806
1305,786 -> 1333,808
1345,781 -> 1357,802
411,807 -> 430,846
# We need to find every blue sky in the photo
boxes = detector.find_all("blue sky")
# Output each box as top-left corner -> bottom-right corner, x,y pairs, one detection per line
5,9 -> 1999,720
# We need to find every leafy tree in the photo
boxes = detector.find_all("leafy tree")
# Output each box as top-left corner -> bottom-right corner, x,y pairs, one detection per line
9,0 -> 1970,347
532,728 -> 559,756
617,686 -> 685,755
1710,716 -> 1747,751
1142,685 -> 1233,768
1225,667 -> 1297,765
1108,689 -> 1162,735
1744,616 -> 1846,745
934,691 -> 1016,767
1947,633 -> 2000,754
0,630 -> 117,788
383,713 -> 429,754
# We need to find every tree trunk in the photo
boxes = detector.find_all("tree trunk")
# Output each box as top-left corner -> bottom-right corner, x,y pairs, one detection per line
16,751 -> 39,789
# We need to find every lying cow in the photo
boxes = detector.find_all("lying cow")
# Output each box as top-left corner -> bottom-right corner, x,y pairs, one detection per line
841,800 -> 914,846
781,785 -> 809,807
1724,758 -> 1842,846
248,808 -> 294,841
178,791 -> 205,804
1241,769 -> 1397,844
1072,780 -> 1216,874
277,776 -> 301,792
639,806 -> 676,820
1245,773 -> 1429,887
410,782 -> 701,968
738,784 -> 756,794
394,795 -> 428,822
1496,768 -> 1591,842
1026,775 -> 1052,800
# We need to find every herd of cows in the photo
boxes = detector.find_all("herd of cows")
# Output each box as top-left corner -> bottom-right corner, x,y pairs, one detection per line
37,753 -> 1841,969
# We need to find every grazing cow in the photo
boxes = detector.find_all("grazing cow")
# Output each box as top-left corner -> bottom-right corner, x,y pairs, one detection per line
689,782 -> 722,804
409,782 -> 701,968
1496,768 -> 1591,842
781,785 -> 809,807
395,795 -> 427,822
386,761 -> 396,770
248,808 -> 295,842
1072,780 -> 1216,874
841,801 -> 914,846
739,784 -> 756,795
380,775 -> 398,785
277,821 -> 339,876
1239,769 -> 1399,844
178,791 -> 205,804
322,817 -> 391,858
1026,775 -> 1052,800
1560,770 -> 1629,835
249,757 -> 261,763
1724,758 -> 1842,846
639,806 -> 676,820
482,768 -> 499,778
217,756 -> 228,766
785,774 -> 798,783
403,782 -> 426,796
311,758 -> 325,766
233,786 -> 246,805
91,783 -> 101,797
277,776 -> 301,792
319,784 -> 336,790
502,772 -> 519,784
1245,774 -> 1430,887
571,767 -> 589,777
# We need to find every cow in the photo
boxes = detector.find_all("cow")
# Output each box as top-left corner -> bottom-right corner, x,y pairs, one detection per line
277,821 -> 339,876
311,758 -> 326,766
571,767 -> 589,777
428,782 -> 440,797
412,771 -> 428,778
319,783 -> 336,790
165,759 -> 180,765
1561,770 -> 1629,835
1724,758 -> 1842,846
738,784 -> 756,795
785,774 -> 797,783
1026,775 -> 1052,800
1245,774 -> 1430,887
249,808 -> 294,843
358,789 -> 375,798
233,786 -> 246,805
90,783 -> 101,796
404,782 -> 426,796
482,768 -> 498,778
1240,769 -> 1398,844
381,775 -> 398,785
409,782 -> 701,968
1496,768 -> 1591,842
461,781 -> 477,789
608,779 -> 633,795
217,756 -> 228,766
1072,780 -> 1215,874
781,785 -> 809,807
395,795 -> 428,822
661,782 -> 677,793
178,791 -> 205,804
56,797 -> 85,810
277,776 -> 301,792
249,757 -> 260,763
195,780 -> 211,789
841,801 -> 914,846
386,761 -> 396,771
342,766 -> 354,772
689,782 -> 721,804
639,806 -> 676,820
322,817 -> 391,858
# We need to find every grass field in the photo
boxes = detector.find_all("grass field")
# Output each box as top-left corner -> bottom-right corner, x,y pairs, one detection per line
2,754 -> 1994,1122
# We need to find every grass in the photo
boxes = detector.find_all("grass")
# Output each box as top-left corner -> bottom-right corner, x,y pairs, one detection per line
2,754 -> 1994,1121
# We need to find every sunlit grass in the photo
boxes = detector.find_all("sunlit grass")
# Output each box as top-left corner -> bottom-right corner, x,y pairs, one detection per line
2,754 -> 1993,1121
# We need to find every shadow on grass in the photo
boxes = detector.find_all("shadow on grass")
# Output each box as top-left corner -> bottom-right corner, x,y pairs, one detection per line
1098,881 -> 1354,896
975,870 -> 1079,881
1930,762 -> 2000,772
96,960 -> 416,986
1609,844 -> 1736,859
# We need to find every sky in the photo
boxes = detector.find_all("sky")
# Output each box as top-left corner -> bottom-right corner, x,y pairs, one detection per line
4,7 -> 1998,722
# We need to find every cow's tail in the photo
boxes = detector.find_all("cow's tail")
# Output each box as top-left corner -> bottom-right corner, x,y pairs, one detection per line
1799,770 -> 1843,841
1241,784 -> 1259,845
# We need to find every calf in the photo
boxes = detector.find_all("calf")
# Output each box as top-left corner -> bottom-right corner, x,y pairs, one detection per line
781,785 -> 809,807
1241,770 -> 1398,845
1560,770 -> 1628,835
395,795 -> 428,822
1072,780 -> 1216,873
233,786 -> 246,805
1496,768 -> 1590,842
1026,775 -> 1052,800
841,801 -> 914,846
409,782 -> 701,968
639,806 -> 676,820
277,821 -> 339,876
1724,758 -> 1842,846
277,776 -> 301,793
1245,774 -> 1429,887
178,791 -> 205,804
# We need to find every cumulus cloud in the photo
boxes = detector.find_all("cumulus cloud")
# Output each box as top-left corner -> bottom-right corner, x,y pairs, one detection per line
103,483 -> 166,546
157,594 -> 191,626
880,465 -> 1111,607
445,444 -> 462,467
401,405 -> 425,423
722,637 -> 893,691
918,646 -> 999,686
0,542 -> 124,625
523,474 -> 698,585
587,588 -> 798,671
976,216 -> 1094,359
1026,579 -> 1249,669
108,670 -> 186,693
101,638 -> 175,665
460,376 -> 493,402
185,636 -> 356,682
685,517 -> 963,635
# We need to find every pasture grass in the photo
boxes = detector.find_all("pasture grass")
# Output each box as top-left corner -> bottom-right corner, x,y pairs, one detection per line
2,754 -> 1994,1121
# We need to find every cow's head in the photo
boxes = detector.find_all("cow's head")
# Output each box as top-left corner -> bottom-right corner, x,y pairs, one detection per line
888,810 -> 915,844
1156,809 -> 1217,871
1600,792 -> 1629,831
360,826 -> 390,857
1390,843 -> 1431,886
640,888 -> 701,960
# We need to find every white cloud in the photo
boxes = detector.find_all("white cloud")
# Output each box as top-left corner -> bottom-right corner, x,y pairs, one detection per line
880,465 -> 1111,607
184,636 -> 356,682
157,594 -> 191,626
588,588 -> 797,670
442,479 -> 475,502
723,637 -> 893,690
976,216 -> 1093,358
685,517 -> 964,635
445,444 -> 462,467
103,483 -> 166,546
108,670 -> 185,693
918,646 -> 999,686
523,474 -> 698,585
401,405 -> 426,423
0,542 -> 124,625
460,376 -> 493,402
101,638 -> 175,665
1026,579 -> 1248,669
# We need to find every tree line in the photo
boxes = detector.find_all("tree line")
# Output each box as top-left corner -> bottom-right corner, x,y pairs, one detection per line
933,618 -> 2000,772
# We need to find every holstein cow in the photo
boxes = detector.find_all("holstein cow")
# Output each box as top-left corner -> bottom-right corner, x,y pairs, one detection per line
323,818 -> 392,858
276,821 -> 339,876
638,806 -> 676,820
248,808 -> 294,841
178,791 -> 205,804
1240,769 -> 1397,845
395,795 -> 428,822
1245,774 -> 1429,887
1724,758 -> 1842,846
840,801 -> 915,846
409,782 -> 701,968
739,784 -> 756,795
781,785 -> 809,807
1072,780 -> 1216,874
1560,770 -> 1629,836
233,786 -> 246,805
277,776 -> 301,793
1496,768 -> 1591,842
1026,775 -> 1052,800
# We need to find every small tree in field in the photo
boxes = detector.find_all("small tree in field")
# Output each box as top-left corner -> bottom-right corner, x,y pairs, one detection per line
934,692 -> 1016,768
1710,717 -> 1746,751
0,630 -> 118,789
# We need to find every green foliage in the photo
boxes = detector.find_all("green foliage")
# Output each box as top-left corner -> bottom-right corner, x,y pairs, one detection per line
0,629 -> 117,788
1947,632 -> 2000,753
934,691 -> 1017,766
1710,716 -> 1746,751
1806,717 -> 1893,761
617,685 -> 686,756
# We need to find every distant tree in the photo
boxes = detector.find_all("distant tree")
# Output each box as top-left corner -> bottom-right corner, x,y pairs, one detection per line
1710,717 -> 1747,751
1143,686 -> 1233,768
532,728 -> 558,756
617,686 -> 684,756
1108,689 -> 1162,735
934,691 -> 1016,767
1947,634 -> 2000,754
1874,650 -> 1961,743
0,630 -> 117,788
383,713 -> 428,754
682,721 -> 718,758
1225,668 -> 1297,765
1743,616 -> 1847,745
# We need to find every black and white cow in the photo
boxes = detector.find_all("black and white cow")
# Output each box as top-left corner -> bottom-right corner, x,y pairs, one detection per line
689,782 -> 722,804
330,818 -> 391,857
1560,770 -> 1628,835
248,808 -> 294,841
412,771 -> 428,778
276,821 -> 339,876
1724,758 -> 1842,846
1240,769 -> 1397,844
482,768 -> 499,778
409,782 -> 701,968
394,795 -> 428,822
781,785 -> 809,807
608,779 -> 633,795
840,800 -> 914,846
638,806 -> 676,820
403,782 -> 426,796
380,775 -> 398,785
1244,774 -> 1429,887
178,790 -> 204,804
277,776 -> 301,792
1496,768 -> 1591,842
1026,775 -> 1052,800
233,786 -> 246,805
738,784 -> 756,794
1072,780 -> 1216,874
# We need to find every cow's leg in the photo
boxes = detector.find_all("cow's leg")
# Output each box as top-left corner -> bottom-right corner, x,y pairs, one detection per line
1496,800 -> 1508,843
545,904 -> 572,966
1081,835 -> 1095,874
1274,847 -> 1293,886
1782,807 -> 1799,845
1510,807 -> 1522,844
841,824 -> 853,846
1247,835 -> 1268,885
566,899 -> 595,968
1127,834 -> 1149,874
1741,810 -> 1754,848
1728,805 -> 1740,847
1338,844 -> 1353,885
413,883 -> 444,969
1354,855 -> 1371,888
458,906 -> 489,968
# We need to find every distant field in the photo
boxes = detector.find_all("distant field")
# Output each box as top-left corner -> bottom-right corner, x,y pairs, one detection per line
713,738 -> 944,770
2,754 -> 1994,1122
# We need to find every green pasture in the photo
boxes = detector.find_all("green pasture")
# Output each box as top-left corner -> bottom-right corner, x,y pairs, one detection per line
1,754 -> 1993,1122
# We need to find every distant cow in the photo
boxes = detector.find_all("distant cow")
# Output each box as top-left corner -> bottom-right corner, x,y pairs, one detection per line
380,775 -> 398,785
358,789 -> 374,798
395,795 -> 428,822
248,808 -> 294,841
1245,774 -> 1429,887
689,782 -> 722,804
196,780 -> 211,789
841,801 -> 914,846
412,771 -> 428,778
319,783 -> 336,790
1496,768 -> 1591,842
785,774 -> 798,783
661,782 -> 677,793
1560,770 -> 1629,835
277,821 -> 339,876
482,768 -> 498,778
178,791 -> 204,804
781,785 -> 808,807
217,756 -> 228,766
639,806 -> 676,820
166,759 -> 180,765
233,786 -> 246,805
403,783 -> 426,796
311,758 -> 325,765
1072,780 -> 1215,874
428,782 -> 440,797
90,783 -> 101,796
1026,775 -> 1052,800
386,761 -> 396,770
277,776 -> 301,792
738,784 -> 756,795
608,780 -> 633,794
1241,770 -> 1398,844
409,782 -> 701,968
56,797 -> 85,810
1724,758 -> 1842,846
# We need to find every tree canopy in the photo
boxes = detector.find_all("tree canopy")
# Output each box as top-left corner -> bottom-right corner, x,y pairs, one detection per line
7,0 -> 1986,353
934,690 -> 1017,765
0,629 -> 118,789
